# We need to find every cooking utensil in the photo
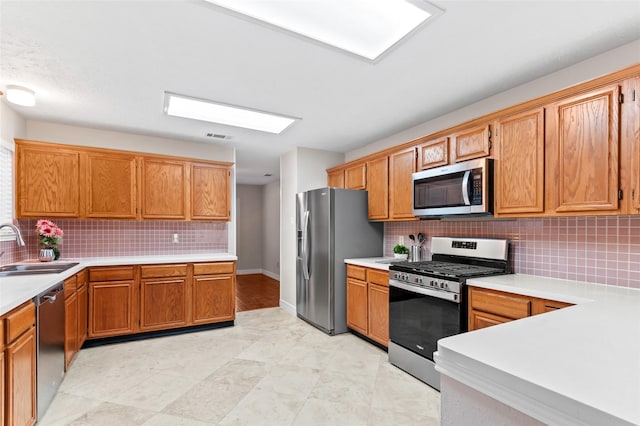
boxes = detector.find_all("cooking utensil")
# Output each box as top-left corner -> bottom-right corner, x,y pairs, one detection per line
409,234 -> 415,244
417,233 -> 425,245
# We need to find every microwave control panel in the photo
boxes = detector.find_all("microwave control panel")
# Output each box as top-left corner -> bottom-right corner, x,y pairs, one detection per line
471,172 -> 482,204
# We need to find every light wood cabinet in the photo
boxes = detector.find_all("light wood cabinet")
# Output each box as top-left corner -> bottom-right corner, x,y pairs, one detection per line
139,264 -> 189,331
85,152 -> 137,219
468,286 -> 574,331
4,301 -> 37,426
1,348 -> 4,426
191,163 -> 231,221
451,124 -> 491,163
495,108 -> 545,215
346,265 -> 389,347
623,77 -> 640,213
192,262 -> 236,324
417,137 -> 449,170
16,143 -> 81,218
141,158 -> 187,219
389,147 -> 417,220
548,85 -> 621,214
345,163 -> 367,190
327,169 -> 345,188
366,156 -> 389,220
64,274 -> 79,370
89,266 -> 137,338
77,270 -> 88,349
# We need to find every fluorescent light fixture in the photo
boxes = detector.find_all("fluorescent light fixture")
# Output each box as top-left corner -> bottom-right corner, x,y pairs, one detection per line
6,85 -> 36,106
164,92 -> 297,134
203,0 -> 442,61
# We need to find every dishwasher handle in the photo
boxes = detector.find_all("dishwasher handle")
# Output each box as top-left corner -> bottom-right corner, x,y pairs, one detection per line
37,283 -> 64,305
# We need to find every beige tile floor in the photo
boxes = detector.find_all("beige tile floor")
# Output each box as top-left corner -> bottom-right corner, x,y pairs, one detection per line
40,308 -> 440,425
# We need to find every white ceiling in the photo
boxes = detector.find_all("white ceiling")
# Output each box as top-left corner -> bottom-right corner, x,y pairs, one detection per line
2,1 -> 640,185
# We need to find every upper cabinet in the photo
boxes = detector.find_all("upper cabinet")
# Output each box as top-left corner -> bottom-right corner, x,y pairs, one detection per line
86,152 -> 137,219
389,147 -> 417,220
141,158 -> 188,220
16,142 -> 81,218
451,124 -> 491,163
547,85 -> 621,214
417,137 -> 449,170
366,156 -> 389,220
327,169 -> 345,188
345,163 -> 367,190
494,108 -> 545,215
191,163 -> 231,221
15,140 -> 233,221
623,77 -> 640,214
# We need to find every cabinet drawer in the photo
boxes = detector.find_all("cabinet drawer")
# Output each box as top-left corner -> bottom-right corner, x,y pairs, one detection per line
140,264 -> 188,278
64,274 -> 78,298
5,301 -> 35,344
367,269 -> 389,287
470,288 -> 531,319
193,262 -> 235,275
90,266 -> 135,282
346,264 -> 366,280
77,269 -> 88,287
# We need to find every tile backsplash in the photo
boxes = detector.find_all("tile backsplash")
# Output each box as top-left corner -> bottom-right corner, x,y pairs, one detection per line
0,219 -> 228,265
385,216 -> 640,289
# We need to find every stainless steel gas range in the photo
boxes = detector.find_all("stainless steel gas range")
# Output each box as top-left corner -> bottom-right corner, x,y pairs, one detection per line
388,236 -> 509,390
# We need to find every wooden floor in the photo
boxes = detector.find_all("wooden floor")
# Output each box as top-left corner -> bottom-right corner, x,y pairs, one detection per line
235,273 -> 280,312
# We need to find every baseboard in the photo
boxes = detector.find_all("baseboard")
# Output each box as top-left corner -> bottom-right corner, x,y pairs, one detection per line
236,269 -> 280,281
279,299 -> 296,315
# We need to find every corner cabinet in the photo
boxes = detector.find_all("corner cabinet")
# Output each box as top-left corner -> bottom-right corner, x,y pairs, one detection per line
16,143 -> 81,218
346,264 -> 389,347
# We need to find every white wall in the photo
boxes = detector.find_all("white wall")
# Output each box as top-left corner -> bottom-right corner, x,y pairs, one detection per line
236,184 -> 264,272
279,147 -> 344,313
1,100 -> 26,149
346,39 -> 640,161
25,120 -> 234,162
262,180 -> 280,279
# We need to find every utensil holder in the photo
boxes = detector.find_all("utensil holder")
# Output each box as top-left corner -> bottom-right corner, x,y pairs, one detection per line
410,245 -> 422,262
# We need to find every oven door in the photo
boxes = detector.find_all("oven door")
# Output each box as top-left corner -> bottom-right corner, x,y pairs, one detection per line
389,280 -> 464,362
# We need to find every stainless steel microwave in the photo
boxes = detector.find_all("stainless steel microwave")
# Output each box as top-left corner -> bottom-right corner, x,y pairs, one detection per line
412,158 -> 493,217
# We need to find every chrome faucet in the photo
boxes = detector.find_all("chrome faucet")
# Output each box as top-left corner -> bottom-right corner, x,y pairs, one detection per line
0,223 -> 26,246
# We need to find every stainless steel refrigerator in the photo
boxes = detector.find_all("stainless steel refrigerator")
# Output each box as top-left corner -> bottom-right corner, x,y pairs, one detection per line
296,187 -> 383,335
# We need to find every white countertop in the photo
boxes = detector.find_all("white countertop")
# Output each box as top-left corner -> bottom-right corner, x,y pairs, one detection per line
0,253 -> 237,316
435,274 -> 640,426
343,257 -> 400,271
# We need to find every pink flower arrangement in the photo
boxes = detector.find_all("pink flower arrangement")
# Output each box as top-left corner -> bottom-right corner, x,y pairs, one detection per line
36,219 -> 64,247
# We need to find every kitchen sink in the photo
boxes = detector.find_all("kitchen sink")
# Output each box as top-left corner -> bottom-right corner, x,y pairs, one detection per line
0,262 -> 79,277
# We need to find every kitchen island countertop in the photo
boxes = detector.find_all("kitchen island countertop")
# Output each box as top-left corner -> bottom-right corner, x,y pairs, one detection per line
436,274 -> 640,426
0,253 -> 237,316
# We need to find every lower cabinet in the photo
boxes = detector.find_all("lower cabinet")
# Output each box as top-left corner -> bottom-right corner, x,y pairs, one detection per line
88,261 -> 236,339
3,301 -> 37,426
64,269 -> 89,370
346,264 -> 389,347
468,286 -> 573,331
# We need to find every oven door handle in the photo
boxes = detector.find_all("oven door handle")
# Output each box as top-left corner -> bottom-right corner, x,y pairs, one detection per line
389,280 -> 460,303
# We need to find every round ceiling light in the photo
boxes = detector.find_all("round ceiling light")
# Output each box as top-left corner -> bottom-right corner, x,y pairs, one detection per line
6,85 -> 36,107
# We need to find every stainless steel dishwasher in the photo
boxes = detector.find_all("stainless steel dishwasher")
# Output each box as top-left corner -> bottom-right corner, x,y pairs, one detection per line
36,282 -> 65,420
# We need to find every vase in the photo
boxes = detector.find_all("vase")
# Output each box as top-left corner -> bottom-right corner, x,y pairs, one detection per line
38,248 -> 55,262
393,253 -> 408,260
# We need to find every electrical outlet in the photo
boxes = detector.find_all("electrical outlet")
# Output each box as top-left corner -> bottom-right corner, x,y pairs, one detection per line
172,233 -> 179,244
399,236 -> 404,245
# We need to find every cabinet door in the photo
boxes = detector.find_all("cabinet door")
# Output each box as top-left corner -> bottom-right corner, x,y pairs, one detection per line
346,278 -> 368,335
86,152 -> 137,219
192,275 -> 235,324
16,143 -> 81,218
366,156 -> 389,220
367,283 -> 389,347
89,280 -> 136,338
345,163 -> 366,190
6,327 -> 36,426
625,77 -> 640,212
64,292 -> 78,371
141,158 -> 187,219
552,85 -> 621,213
0,349 -> 4,426
451,124 -> 491,162
495,108 -> 545,214
77,283 -> 88,349
327,170 -> 345,188
417,137 -> 449,170
140,278 -> 188,331
191,163 -> 231,221
389,148 -> 417,220
468,310 -> 512,331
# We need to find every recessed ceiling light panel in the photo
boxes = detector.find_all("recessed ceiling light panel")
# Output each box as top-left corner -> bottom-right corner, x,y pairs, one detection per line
164,92 -> 298,134
204,0 -> 443,61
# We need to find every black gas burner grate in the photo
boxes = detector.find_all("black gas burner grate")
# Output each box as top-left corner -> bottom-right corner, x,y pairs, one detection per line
392,260 -> 503,278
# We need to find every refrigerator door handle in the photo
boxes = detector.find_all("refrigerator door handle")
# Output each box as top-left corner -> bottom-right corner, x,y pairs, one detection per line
302,210 -> 310,280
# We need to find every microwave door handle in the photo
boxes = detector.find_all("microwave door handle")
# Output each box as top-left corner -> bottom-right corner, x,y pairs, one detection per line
462,170 -> 471,205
